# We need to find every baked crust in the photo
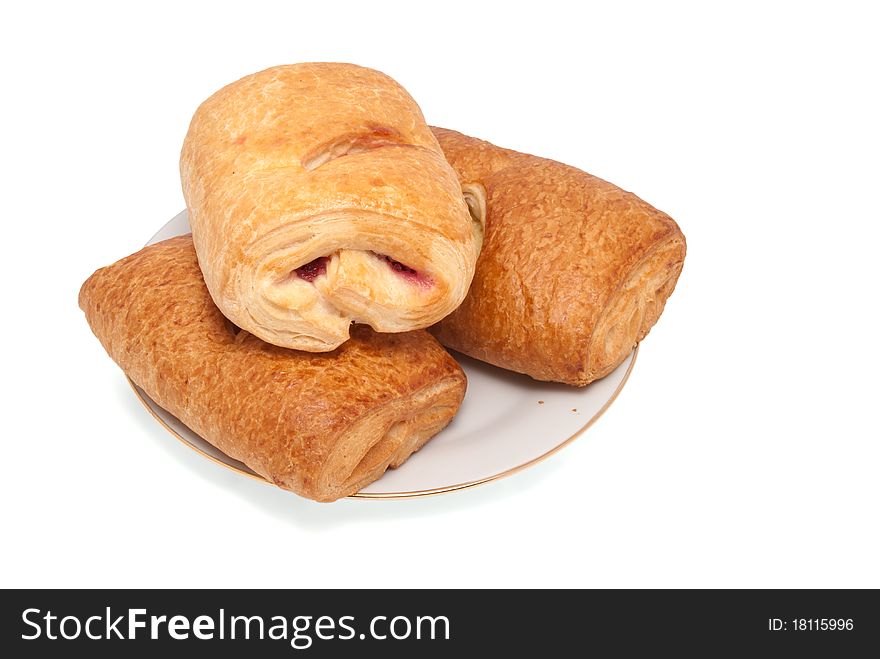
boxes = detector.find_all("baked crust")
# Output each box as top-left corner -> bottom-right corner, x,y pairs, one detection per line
431,128 -> 686,386
180,63 -> 483,352
79,236 -> 466,502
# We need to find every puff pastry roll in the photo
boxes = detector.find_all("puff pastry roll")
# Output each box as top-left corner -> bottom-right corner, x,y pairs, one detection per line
431,128 -> 686,386
79,236 -> 467,502
181,63 -> 484,352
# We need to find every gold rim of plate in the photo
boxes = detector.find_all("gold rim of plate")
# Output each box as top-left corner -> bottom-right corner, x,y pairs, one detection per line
126,345 -> 638,500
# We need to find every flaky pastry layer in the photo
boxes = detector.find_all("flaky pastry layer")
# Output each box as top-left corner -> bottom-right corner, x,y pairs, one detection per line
79,236 -> 466,502
181,63 -> 483,352
430,128 -> 686,386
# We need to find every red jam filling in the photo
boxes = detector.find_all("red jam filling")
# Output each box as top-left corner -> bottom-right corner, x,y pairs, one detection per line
295,257 -> 329,282
294,253 -> 431,287
374,252 -> 431,287
378,254 -> 418,275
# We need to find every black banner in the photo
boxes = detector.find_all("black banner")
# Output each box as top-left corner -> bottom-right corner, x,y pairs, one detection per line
1,589 -> 876,655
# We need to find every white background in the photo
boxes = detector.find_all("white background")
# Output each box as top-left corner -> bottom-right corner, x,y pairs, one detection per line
2,1 -> 878,588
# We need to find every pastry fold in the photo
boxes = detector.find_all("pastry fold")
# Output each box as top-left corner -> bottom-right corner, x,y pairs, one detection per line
79,236 -> 466,502
431,128 -> 686,386
181,63 -> 483,353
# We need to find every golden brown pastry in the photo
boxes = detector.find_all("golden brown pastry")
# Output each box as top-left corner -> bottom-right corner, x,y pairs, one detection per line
430,128 -> 686,386
180,63 -> 484,353
79,236 -> 467,502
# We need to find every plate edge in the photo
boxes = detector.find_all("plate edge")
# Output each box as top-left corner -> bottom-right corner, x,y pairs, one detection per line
126,346 -> 639,500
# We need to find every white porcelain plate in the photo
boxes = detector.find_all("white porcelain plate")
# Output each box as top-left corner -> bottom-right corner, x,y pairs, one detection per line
130,210 -> 637,498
